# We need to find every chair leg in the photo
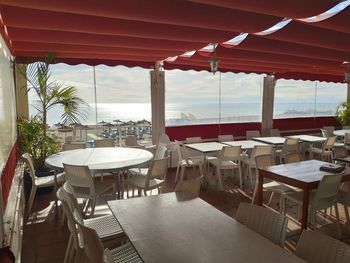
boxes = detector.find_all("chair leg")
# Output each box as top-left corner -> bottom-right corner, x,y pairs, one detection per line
217,167 -> 223,191
267,192 -> 274,206
179,166 -> 186,184
27,185 -> 37,216
238,165 -> 243,189
344,204 -> 350,224
90,198 -> 96,217
334,204 -> 342,239
251,181 -> 258,205
175,163 -> 180,183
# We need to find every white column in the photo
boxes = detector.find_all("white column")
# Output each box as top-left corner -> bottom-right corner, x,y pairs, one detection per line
346,71 -> 350,103
261,75 -> 276,136
15,64 -> 29,119
150,62 -> 165,145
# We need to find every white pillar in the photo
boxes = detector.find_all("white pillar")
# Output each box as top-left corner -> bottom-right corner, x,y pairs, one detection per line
261,75 -> 276,136
150,62 -> 165,145
346,71 -> 350,103
15,64 -> 29,119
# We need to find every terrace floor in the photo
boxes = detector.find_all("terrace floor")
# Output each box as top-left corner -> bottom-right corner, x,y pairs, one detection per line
22,168 -> 350,263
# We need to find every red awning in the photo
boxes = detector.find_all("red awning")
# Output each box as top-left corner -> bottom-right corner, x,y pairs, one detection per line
0,0 -> 349,82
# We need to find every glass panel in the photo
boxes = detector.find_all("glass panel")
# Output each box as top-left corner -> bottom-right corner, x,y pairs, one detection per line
220,72 -> 263,123
315,82 -> 347,117
274,79 -> 316,119
165,69 -> 220,126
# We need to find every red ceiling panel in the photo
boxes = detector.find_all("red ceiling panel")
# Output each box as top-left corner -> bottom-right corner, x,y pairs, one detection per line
0,1 -> 348,82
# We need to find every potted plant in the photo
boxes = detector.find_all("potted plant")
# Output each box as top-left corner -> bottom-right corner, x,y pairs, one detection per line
17,53 -> 86,172
335,102 -> 350,128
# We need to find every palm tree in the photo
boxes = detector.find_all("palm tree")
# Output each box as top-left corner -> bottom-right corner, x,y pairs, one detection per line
18,53 -> 86,170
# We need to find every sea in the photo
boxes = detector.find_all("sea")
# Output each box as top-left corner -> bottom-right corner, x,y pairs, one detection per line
30,102 -> 339,127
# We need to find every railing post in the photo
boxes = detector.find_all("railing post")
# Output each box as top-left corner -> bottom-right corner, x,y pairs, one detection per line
261,75 -> 276,136
150,61 -> 165,145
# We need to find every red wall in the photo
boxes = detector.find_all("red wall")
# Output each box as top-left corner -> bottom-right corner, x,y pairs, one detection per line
165,117 -> 340,141
1,142 -> 19,208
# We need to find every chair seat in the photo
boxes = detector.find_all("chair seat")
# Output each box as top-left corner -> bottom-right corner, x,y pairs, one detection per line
263,181 -> 299,194
127,175 -> 164,190
309,147 -> 332,156
35,172 -> 65,187
107,242 -> 142,263
84,214 -> 124,239
129,168 -> 148,176
208,159 -> 239,169
73,181 -> 114,199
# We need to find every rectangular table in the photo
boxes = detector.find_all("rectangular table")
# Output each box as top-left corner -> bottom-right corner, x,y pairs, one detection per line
223,140 -> 268,150
288,135 -> 326,143
186,142 -> 227,153
108,193 -> 305,263
257,160 -> 350,230
252,136 -> 286,146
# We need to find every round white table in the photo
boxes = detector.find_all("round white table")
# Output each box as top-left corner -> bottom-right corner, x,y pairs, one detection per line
333,129 -> 350,137
45,147 -> 154,173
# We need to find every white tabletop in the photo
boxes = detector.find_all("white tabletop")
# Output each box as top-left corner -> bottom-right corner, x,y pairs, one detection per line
252,137 -> 286,145
223,140 -> 268,150
186,142 -> 226,153
108,193 -> 305,263
45,147 -> 153,173
333,129 -> 350,137
288,135 -> 326,143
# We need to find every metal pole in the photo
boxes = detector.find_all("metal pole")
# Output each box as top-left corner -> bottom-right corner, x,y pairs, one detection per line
93,66 -> 98,138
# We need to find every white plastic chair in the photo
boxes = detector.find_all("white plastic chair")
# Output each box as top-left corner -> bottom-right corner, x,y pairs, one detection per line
127,157 -> 168,196
246,130 -> 261,140
236,202 -> 288,247
269,129 -> 281,136
62,143 -> 86,151
243,145 -> 273,189
333,146 -> 349,166
185,136 -> 202,143
218,134 -> 234,142
338,182 -> 350,229
22,153 -> 65,216
251,154 -> 298,214
295,230 -> 350,263
174,141 -> 203,184
94,138 -> 115,147
175,175 -> 204,197
285,174 -> 343,238
208,146 -> 243,190
284,153 -> 302,164
307,136 -> 336,162
125,135 -> 144,148
71,207 -> 142,263
63,163 -> 115,217
275,138 -> 300,163
323,126 -> 335,137
321,128 -> 329,138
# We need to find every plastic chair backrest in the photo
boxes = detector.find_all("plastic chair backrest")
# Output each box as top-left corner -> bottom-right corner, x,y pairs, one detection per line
255,154 -> 274,169
284,153 -> 301,164
94,138 -> 114,148
333,147 -> 348,159
251,145 -> 273,159
345,133 -> 350,145
311,174 -> 343,210
63,163 -> 95,197
73,209 -> 104,263
125,135 -> 138,146
220,146 -> 241,162
236,202 -> 288,247
154,144 -> 167,160
269,129 -> 281,136
62,143 -> 86,151
175,175 -> 203,197
175,140 -> 189,162
323,126 -> 335,137
159,133 -> 171,145
21,153 -> 36,184
295,230 -> 350,263
218,134 -> 234,142
56,188 -> 81,253
323,136 -> 336,151
246,130 -> 260,140
282,138 -> 299,154
62,181 -> 84,221
321,129 -> 329,138
186,137 -> 202,143
146,157 -> 168,186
